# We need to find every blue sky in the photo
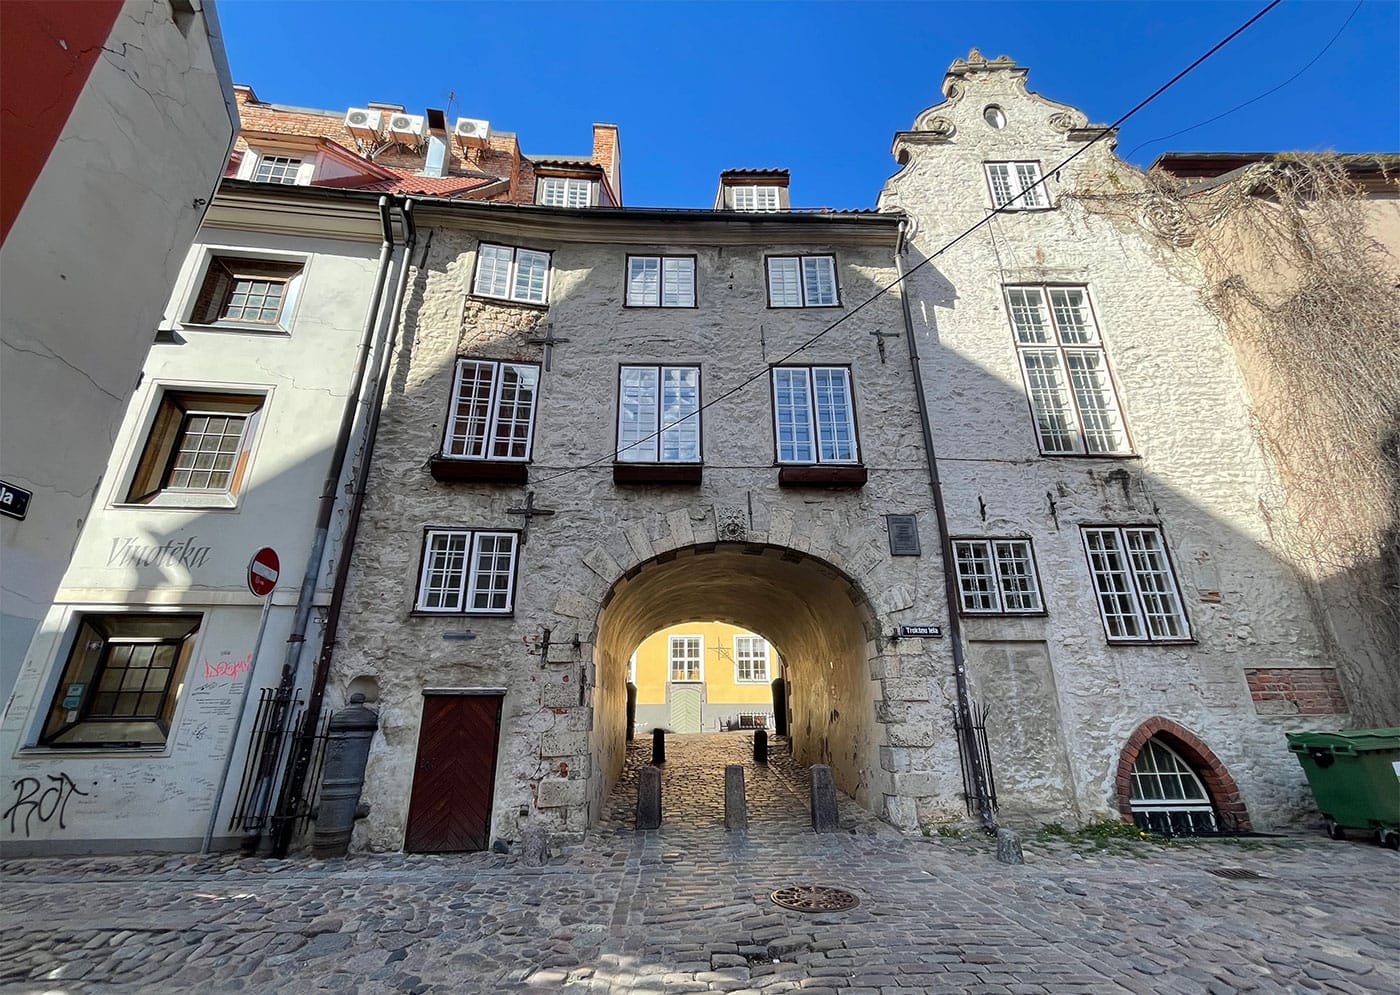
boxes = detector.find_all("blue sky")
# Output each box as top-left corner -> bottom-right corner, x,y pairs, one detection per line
218,1 -> 1399,209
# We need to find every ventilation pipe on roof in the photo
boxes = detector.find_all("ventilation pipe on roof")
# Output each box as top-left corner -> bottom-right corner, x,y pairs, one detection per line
423,108 -> 450,178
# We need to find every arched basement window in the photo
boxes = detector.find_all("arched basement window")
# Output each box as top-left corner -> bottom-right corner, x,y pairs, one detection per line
1129,738 -> 1218,835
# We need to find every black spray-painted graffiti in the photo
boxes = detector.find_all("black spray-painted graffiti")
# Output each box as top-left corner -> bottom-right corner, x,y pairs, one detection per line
3,773 -> 90,837
107,534 -> 212,569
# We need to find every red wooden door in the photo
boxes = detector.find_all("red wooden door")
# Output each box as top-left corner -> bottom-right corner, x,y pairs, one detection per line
403,693 -> 503,853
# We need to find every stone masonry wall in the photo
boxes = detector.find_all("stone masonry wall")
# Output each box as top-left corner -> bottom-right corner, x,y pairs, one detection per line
879,53 -> 1349,830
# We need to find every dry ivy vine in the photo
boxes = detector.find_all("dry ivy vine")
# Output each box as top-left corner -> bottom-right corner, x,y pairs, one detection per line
1075,154 -> 1400,702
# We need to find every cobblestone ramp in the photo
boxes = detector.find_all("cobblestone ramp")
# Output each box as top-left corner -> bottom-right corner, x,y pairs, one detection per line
2,799 -> 1396,993
598,731 -> 890,836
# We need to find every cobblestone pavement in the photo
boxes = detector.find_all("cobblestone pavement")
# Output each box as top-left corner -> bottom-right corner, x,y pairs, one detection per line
2,733 -> 1397,994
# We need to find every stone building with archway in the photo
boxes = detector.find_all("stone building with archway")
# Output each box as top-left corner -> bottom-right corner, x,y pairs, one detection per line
331,190 -> 971,851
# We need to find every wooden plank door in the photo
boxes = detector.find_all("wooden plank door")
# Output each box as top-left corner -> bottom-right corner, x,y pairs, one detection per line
669,685 -> 702,733
404,693 -> 502,853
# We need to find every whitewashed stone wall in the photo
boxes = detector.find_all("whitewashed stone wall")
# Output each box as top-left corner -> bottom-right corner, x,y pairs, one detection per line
333,211 -> 975,850
879,53 -> 1348,829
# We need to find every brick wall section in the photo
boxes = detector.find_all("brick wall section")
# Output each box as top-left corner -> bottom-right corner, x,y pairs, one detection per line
1246,668 -> 1349,715
1116,717 -> 1252,831
591,123 -> 620,201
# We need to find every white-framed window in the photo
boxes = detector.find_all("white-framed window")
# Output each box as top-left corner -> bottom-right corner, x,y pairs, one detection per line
253,154 -> 305,185
1005,285 -> 1130,455
39,613 -> 202,748
442,360 -> 540,461
952,539 -> 1043,614
733,635 -> 770,683
626,256 -> 696,307
985,161 -> 1049,210
669,635 -> 703,682
473,244 -> 551,305
617,365 -> 701,463
122,390 -> 264,507
1081,526 -> 1191,643
767,255 -> 839,308
1129,738 -> 1218,835
187,256 -> 305,329
537,177 -> 593,208
415,529 -> 519,614
772,366 -> 859,464
732,186 -> 781,212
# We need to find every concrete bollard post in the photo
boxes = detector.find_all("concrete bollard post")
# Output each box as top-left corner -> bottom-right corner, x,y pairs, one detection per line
753,727 -> 768,763
651,727 -> 666,765
636,764 -> 661,830
724,764 -> 747,832
522,822 -> 549,866
996,827 -> 1025,865
810,764 -> 839,833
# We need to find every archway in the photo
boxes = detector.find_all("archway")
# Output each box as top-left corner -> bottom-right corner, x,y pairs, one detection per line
589,542 -> 883,822
1115,717 -> 1251,832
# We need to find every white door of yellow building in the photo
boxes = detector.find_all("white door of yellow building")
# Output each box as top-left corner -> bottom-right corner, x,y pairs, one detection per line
667,634 -> 704,732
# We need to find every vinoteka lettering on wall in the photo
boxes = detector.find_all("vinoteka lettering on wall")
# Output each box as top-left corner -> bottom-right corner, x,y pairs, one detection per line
106,535 -> 212,569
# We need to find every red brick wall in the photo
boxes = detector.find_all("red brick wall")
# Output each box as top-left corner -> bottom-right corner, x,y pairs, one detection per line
1116,716 -> 1252,831
1246,668 -> 1348,715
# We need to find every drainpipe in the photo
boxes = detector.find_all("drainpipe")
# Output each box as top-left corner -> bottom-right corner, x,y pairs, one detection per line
270,199 -> 421,857
894,220 -> 998,833
243,196 -> 398,852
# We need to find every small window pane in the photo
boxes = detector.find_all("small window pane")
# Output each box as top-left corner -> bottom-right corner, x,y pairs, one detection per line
513,249 -> 549,303
802,256 -> 837,306
954,541 -> 998,612
618,366 -> 660,462
662,258 -> 695,307
987,163 -> 1014,208
474,244 -> 513,298
658,367 -> 700,462
627,257 -> 660,307
773,368 -> 814,462
445,362 -> 497,458
767,258 -> 802,308
1020,350 -> 1080,454
812,367 -> 856,462
253,155 -> 303,185
491,364 -> 538,459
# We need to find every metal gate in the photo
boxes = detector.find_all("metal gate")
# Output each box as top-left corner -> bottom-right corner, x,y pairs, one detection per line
403,692 -> 503,853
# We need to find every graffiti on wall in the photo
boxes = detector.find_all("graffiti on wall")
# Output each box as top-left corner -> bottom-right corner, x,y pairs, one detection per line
202,653 -> 253,680
3,772 -> 90,837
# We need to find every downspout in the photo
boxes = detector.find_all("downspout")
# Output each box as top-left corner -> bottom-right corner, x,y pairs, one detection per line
243,195 -> 398,852
270,198 -> 421,857
894,220 -> 998,833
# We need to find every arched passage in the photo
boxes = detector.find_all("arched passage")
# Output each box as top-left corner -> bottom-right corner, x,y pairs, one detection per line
1115,717 -> 1251,832
589,542 -> 883,821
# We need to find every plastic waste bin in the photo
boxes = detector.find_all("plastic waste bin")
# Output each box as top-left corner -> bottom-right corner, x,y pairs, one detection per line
1286,728 -> 1400,848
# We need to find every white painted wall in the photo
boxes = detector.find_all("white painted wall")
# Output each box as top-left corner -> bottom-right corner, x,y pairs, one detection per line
880,55 -> 1348,830
1,208 -> 397,855
0,1 -> 236,702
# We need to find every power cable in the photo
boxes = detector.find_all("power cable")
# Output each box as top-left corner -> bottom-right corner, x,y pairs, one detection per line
1125,0 -> 1363,160
530,0 -> 1283,486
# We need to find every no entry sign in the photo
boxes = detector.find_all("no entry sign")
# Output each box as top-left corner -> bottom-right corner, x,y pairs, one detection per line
248,547 -> 280,598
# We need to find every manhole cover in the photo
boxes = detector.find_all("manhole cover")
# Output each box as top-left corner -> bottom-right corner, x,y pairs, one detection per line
770,885 -> 860,912
1209,867 -> 1266,880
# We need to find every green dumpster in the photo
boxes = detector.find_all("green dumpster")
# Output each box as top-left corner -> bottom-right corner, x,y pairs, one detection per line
1287,728 -> 1400,848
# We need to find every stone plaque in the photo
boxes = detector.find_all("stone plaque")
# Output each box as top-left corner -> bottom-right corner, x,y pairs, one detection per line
886,514 -> 921,556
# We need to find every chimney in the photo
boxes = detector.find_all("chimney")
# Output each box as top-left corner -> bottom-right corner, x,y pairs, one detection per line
423,108 -> 449,178
592,123 -> 621,204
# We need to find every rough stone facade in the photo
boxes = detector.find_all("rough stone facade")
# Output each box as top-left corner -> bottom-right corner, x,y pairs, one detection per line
878,51 -> 1353,830
332,204 -> 973,850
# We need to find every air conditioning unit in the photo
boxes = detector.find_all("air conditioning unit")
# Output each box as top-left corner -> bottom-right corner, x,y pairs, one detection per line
388,113 -> 426,144
344,108 -> 383,140
453,117 -> 491,149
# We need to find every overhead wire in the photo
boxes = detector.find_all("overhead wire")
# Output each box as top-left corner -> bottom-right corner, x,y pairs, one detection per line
530,0 -> 1283,487
1125,0 -> 1363,160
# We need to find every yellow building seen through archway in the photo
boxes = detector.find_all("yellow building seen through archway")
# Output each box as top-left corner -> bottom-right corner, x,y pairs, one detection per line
630,622 -> 780,734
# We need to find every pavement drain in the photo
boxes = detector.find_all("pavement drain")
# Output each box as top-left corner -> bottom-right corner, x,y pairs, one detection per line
769,884 -> 861,912
1208,867 -> 1268,880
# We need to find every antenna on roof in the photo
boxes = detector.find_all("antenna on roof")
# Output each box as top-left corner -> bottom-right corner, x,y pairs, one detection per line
444,90 -> 456,127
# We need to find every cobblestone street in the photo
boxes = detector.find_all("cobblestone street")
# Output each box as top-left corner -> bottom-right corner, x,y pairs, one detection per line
2,734 -> 1396,994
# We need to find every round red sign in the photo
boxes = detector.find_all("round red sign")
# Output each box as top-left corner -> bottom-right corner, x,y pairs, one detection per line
248,547 -> 280,598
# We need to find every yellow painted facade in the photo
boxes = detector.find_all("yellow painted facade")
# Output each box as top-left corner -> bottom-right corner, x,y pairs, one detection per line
632,621 -> 777,706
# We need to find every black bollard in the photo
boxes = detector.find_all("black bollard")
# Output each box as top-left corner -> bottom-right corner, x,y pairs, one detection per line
636,765 -> 661,830
651,726 -> 666,765
754,727 -> 768,764
626,681 -> 637,741
771,678 -> 788,736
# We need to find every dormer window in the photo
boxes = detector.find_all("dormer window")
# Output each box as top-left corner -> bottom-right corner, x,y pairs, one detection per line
537,177 -> 594,208
732,186 -> 781,212
253,155 -> 304,185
